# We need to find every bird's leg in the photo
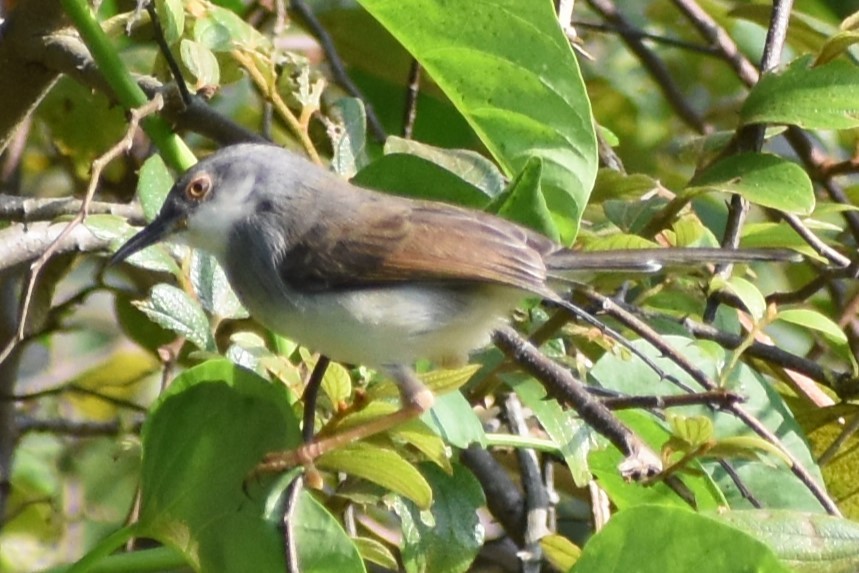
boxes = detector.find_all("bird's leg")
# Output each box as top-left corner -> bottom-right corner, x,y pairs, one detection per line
253,365 -> 434,474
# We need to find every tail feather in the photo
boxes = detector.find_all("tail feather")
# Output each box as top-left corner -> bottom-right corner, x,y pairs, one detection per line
545,247 -> 800,274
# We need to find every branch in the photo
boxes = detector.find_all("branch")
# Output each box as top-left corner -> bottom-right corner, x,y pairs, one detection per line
0,222 -> 110,273
502,393 -> 547,570
0,195 -> 143,224
492,326 -> 662,481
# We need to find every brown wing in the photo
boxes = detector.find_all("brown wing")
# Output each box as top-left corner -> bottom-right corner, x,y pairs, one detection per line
277,195 -> 553,294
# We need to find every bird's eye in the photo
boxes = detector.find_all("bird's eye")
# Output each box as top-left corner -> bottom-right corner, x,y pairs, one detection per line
185,174 -> 212,201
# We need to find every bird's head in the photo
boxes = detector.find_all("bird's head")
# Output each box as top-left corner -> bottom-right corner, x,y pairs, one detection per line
111,144 -> 284,264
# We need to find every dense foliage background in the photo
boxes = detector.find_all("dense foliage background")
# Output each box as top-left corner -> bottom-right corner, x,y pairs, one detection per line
2,0 -> 859,571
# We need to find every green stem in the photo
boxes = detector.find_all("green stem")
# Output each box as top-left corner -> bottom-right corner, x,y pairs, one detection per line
60,0 -> 196,171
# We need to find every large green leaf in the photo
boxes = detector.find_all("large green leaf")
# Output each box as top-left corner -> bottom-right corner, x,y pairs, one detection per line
357,0 -> 597,241
571,505 -> 791,573
136,360 -> 301,572
715,509 -> 859,573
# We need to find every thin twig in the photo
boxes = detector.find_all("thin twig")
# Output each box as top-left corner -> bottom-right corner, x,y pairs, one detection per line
145,0 -> 191,104
0,95 -> 164,367
302,356 -> 329,444
704,0 -> 794,322
403,59 -> 422,140
573,20 -> 718,55
670,0 -> 759,84
781,213 -> 851,267
282,475 -> 304,573
602,390 -> 745,411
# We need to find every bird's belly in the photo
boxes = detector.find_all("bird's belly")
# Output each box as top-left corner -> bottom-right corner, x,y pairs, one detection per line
241,283 -> 523,369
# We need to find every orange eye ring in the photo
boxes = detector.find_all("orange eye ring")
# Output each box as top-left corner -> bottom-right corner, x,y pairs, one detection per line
185,174 -> 211,201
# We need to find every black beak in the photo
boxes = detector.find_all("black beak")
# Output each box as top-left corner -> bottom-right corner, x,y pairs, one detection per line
109,213 -> 182,265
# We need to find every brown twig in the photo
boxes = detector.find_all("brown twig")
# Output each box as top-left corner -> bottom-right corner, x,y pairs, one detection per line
602,390 -> 745,411
492,326 -> 662,481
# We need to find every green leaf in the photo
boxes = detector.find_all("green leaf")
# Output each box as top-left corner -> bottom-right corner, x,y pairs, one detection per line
353,536 -> 398,570
189,250 -> 248,321
368,365 -> 480,401
357,0 -> 597,242
667,413 -> 714,448
384,136 -> 506,198
602,197 -> 668,235
198,3 -> 270,51
353,153 -> 493,208
317,442 -> 433,509
489,157 -> 560,241
180,39 -> 220,88
422,390 -> 486,449
540,534 -> 581,572
712,275 -> 766,320
134,283 -> 215,351
321,361 -> 353,405
155,0 -> 185,45
816,31 -> 859,65
588,410 -> 725,510
741,56 -> 859,130
715,509 -> 859,573
329,97 -> 368,178
571,505 -> 791,573
508,376 -> 591,487
137,360 -> 300,572
777,308 -> 848,345
396,463 -> 485,573
689,153 -> 815,215
137,154 -> 173,222
289,492 -> 367,573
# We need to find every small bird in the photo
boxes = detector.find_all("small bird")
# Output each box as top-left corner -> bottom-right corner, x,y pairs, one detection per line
112,143 -> 797,468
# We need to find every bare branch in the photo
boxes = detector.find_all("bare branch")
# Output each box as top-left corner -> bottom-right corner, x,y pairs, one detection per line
492,326 -> 663,481
0,195 -> 143,224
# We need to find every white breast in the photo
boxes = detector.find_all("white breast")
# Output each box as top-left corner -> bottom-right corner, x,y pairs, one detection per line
239,281 -> 524,369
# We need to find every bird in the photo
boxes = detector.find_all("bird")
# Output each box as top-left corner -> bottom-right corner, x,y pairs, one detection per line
111,142 -> 798,469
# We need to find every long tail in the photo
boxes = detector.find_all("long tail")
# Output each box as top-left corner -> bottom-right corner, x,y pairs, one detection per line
545,247 -> 801,275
